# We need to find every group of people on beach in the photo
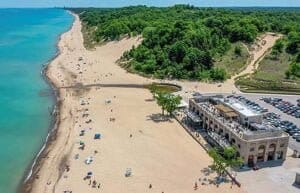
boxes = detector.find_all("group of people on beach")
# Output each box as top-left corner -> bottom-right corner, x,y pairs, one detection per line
84,178 -> 101,189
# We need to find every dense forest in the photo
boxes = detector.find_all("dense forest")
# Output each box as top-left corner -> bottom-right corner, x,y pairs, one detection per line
70,5 -> 300,81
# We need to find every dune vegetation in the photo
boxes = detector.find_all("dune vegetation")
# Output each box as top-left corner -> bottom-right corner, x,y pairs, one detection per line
70,6 -> 300,87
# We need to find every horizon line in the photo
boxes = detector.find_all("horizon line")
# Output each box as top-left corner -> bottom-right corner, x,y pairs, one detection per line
1,5 -> 300,9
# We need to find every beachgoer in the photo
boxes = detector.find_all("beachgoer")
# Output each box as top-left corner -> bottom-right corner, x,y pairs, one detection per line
194,182 -> 198,190
149,184 -> 152,189
92,180 -> 97,188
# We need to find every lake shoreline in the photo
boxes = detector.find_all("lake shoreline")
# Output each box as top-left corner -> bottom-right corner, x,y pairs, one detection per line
20,10 -> 75,193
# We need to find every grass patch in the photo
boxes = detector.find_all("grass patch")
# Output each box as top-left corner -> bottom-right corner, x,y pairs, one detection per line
254,50 -> 293,81
235,48 -> 300,94
145,83 -> 181,93
215,42 -> 249,77
81,23 -> 99,49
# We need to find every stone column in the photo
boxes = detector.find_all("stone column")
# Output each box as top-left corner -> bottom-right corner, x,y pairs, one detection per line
295,173 -> 300,186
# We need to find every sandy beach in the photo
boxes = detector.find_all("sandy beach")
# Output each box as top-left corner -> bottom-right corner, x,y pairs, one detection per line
21,13 -> 246,193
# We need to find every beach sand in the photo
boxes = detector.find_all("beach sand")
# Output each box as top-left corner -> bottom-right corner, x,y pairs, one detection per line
23,13 -> 245,193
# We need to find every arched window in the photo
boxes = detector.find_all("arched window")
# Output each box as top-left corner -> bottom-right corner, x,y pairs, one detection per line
257,145 -> 266,162
258,145 -> 265,150
231,138 -> 236,144
225,133 -> 229,140
269,144 -> 276,149
267,144 -> 276,161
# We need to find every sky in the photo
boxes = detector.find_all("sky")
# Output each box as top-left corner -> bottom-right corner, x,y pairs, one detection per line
0,0 -> 300,8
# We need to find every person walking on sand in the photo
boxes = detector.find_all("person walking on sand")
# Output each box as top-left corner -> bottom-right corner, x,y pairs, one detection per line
92,180 -> 97,188
194,182 -> 198,190
149,184 -> 152,189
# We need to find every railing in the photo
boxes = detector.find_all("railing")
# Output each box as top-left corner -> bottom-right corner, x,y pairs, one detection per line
198,104 -> 285,141
173,111 -> 242,188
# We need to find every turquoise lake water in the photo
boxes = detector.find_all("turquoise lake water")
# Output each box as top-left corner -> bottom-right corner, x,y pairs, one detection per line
0,9 -> 73,193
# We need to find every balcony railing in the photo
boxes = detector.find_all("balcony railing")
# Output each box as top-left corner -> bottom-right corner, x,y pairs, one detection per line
196,102 -> 285,141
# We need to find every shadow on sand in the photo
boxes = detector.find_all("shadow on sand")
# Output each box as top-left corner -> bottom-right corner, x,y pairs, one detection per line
199,167 -> 232,187
146,113 -> 173,123
145,98 -> 155,102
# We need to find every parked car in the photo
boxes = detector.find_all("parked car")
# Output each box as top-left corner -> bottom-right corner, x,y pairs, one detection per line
292,133 -> 300,139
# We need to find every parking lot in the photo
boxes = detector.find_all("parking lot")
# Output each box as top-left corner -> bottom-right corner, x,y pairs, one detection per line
180,91 -> 300,192
236,94 -> 300,153
181,91 -> 300,153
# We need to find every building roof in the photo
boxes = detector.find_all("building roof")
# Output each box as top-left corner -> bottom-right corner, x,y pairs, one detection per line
215,104 -> 238,118
215,104 -> 234,113
186,110 -> 201,123
223,99 -> 260,117
226,112 -> 239,118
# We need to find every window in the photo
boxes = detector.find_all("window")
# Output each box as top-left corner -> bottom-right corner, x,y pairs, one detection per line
250,147 -> 255,152
231,138 -> 236,144
269,144 -> 276,149
280,143 -> 284,148
277,151 -> 284,159
238,144 -> 241,149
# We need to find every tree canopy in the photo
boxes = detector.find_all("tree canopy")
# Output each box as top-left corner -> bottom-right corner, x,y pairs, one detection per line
149,84 -> 181,116
208,146 -> 243,177
70,6 -> 300,81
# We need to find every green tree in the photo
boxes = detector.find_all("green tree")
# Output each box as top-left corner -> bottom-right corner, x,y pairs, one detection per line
234,45 -> 242,56
210,68 -> 227,81
149,83 -> 159,98
286,31 -> 300,54
289,63 -> 300,78
165,94 -> 182,115
296,54 -> 300,63
73,6 -> 300,82
153,90 -> 181,116
208,148 -> 227,177
273,39 -> 284,53
103,21 -> 130,40
154,91 -> 168,115
168,41 -> 188,63
208,146 -> 243,178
